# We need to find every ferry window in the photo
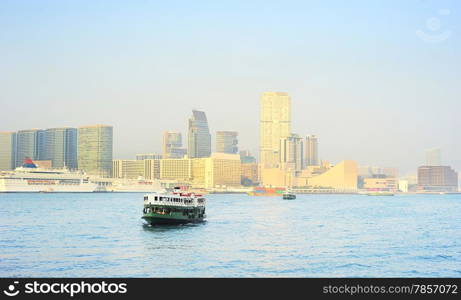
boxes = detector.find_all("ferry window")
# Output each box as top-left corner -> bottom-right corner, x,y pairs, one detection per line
144,196 -> 148,200
154,196 -> 158,201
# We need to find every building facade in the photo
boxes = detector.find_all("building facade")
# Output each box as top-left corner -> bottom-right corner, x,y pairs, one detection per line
78,125 -> 113,177
40,128 -> 78,169
15,129 -> 41,167
113,160 -> 145,179
417,165 -> 458,192
136,153 -> 162,160
305,135 -> 319,167
260,92 -> 291,169
280,134 -> 303,172
188,110 -> 211,158
216,131 -> 238,154
0,132 -> 16,170
162,131 -> 186,159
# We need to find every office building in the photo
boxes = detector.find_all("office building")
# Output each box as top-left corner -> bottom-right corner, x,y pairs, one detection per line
188,110 -> 211,158
241,162 -> 259,186
216,131 -> 238,154
40,128 -> 78,169
203,153 -> 241,188
78,125 -> 113,177
280,134 -> 303,172
305,135 -> 319,167
0,132 -> 16,170
15,129 -> 42,167
260,92 -> 291,168
417,165 -> 458,192
162,131 -> 186,159
426,148 -> 441,166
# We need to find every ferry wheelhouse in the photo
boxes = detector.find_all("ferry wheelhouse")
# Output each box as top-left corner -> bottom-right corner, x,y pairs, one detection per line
142,188 -> 206,225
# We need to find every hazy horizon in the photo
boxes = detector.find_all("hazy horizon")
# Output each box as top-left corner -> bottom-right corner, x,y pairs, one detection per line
1,0 -> 459,176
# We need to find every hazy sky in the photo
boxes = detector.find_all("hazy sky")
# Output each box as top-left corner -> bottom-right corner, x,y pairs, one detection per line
1,0 -> 460,175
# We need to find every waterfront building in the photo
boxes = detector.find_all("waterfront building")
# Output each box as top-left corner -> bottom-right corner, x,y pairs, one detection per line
15,129 -> 42,167
0,132 -> 16,171
188,110 -> 211,158
136,153 -> 162,160
160,159 -> 192,181
426,148 -> 441,166
162,131 -> 186,159
216,131 -> 238,154
113,160 -> 145,179
398,180 -> 409,193
363,178 -> 398,192
143,159 -> 161,180
304,135 -> 319,167
78,125 -> 113,177
280,134 -> 303,172
40,128 -> 78,169
296,160 -> 358,190
417,165 -> 458,192
204,153 -> 241,188
260,92 -> 291,169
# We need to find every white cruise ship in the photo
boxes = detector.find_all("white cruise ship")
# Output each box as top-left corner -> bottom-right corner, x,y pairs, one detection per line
0,159 -> 97,193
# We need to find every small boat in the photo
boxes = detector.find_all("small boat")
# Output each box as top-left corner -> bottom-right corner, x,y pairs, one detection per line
282,191 -> 296,200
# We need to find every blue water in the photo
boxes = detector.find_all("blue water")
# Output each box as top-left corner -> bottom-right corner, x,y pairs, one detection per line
0,193 -> 460,277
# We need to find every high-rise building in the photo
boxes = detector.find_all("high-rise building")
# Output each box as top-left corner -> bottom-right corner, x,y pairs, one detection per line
260,92 -> 291,168
78,125 -> 113,177
305,135 -> 319,167
417,165 -> 458,192
15,129 -> 42,167
216,131 -> 238,154
188,110 -> 211,158
0,132 -> 16,170
162,131 -> 186,159
40,128 -> 78,169
280,134 -> 303,172
160,158 -> 192,181
426,148 -> 441,166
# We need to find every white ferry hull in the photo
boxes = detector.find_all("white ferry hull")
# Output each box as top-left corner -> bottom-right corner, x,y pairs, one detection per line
0,179 -> 97,193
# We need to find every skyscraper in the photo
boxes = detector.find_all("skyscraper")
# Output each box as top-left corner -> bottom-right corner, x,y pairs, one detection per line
0,132 -> 16,171
77,125 -> 113,177
162,131 -> 186,159
426,148 -> 441,166
188,110 -> 211,158
15,129 -> 42,167
280,134 -> 303,171
260,92 -> 291,168
216,131 -> 238,154
41,128 -> 78,169
305,135 -> 319,167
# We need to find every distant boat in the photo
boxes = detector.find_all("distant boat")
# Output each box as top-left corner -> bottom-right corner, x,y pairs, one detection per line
282,188 -> 296,200
366,191 -> 394,196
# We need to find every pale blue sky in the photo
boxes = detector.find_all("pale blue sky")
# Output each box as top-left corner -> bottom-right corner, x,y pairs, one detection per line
1,0 -> 460,175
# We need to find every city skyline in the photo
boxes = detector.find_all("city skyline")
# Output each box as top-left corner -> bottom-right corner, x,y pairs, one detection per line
0,1 -> 460,175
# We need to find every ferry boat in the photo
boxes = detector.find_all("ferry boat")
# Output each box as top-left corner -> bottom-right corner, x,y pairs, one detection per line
142,188 -> 206,225
0,159 -> 97,193
282,190 -> 296,200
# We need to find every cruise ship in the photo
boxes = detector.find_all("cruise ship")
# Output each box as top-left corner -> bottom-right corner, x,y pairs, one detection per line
0,159 -> 97,193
